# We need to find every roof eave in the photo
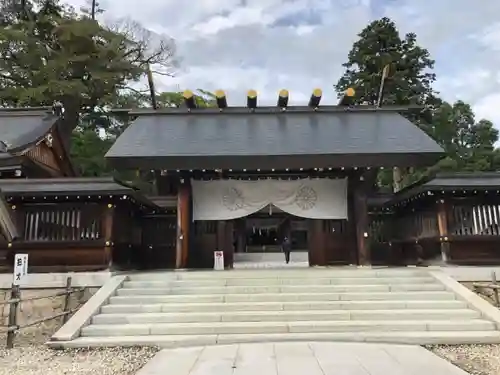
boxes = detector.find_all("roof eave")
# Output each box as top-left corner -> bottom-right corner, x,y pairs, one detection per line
106,151 -> 444,171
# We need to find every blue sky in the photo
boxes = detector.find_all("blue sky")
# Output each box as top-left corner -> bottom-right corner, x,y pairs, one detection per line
68,0 -> 500,125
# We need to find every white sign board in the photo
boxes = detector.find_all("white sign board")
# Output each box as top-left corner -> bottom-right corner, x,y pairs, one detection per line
13,254 -> 28,285
214,251 -> 224,271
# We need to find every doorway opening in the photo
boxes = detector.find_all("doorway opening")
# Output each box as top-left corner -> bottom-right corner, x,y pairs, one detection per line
232,205 -> 309,266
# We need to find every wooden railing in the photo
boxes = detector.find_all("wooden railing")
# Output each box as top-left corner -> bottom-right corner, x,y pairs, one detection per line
370,200 -> 500,266
392,210 -> 439,240
21,204 -> 103,241
449,204 -> 500,236
445,203 -> 500,264
0,203 -> 108,272
0,276 -> 85,348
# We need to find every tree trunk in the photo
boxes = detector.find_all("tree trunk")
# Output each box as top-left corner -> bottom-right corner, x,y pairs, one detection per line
59,99 -> 81,153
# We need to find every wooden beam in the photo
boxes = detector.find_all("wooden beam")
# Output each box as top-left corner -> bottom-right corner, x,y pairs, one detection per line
436,199 -> 450,263
352,172 -> 371,266
235,219 -> 246,254
354,190 -> 369,265
308,219 -> 324,266
175,178 -> 191,268
102,204 -> 115,269
224,221 -> 234,268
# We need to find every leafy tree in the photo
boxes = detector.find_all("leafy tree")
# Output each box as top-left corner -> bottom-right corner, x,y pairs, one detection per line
0,0 -> 176,148
431,101 -> 498,171
335,17 -> 437,190
335,17 -> 436,108
336,17 -> 499,189
70,128 -> 113,176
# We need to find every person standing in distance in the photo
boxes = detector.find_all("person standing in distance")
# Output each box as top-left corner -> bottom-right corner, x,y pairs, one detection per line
282,236 -> 291,264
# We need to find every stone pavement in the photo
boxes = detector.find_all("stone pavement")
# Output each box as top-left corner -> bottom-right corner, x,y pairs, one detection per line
135,342 -> 469,375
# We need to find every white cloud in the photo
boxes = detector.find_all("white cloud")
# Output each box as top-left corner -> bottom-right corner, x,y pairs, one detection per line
66,0 -> 500,124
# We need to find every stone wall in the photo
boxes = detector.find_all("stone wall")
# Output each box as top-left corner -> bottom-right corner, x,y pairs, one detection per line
0,287 -> 97,346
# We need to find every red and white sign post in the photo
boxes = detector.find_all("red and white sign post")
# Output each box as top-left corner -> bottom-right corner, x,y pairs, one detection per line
214,251 -> 224,271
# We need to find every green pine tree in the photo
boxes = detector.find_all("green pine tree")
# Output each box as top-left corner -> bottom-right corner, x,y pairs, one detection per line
335,17 -> 436,108
336,17 -> 499,187
0,0 -> 176,148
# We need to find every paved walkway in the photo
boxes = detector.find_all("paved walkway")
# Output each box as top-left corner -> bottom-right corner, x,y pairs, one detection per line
136,342 -> 469,375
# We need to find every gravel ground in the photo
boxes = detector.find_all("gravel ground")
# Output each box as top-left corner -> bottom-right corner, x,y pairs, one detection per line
0,300 -> 158,375
0,319 -> 154,375
0,344 -> 159,375
428,345 -> 500,375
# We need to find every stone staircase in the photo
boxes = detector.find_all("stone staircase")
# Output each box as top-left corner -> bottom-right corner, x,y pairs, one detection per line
49,268 -> 500,348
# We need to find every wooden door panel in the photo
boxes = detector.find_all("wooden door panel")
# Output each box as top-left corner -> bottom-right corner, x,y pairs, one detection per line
193,221 -> 217,268
323,220 -> 351,265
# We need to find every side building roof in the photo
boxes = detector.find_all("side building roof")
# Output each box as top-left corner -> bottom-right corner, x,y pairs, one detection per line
0,109 -> 58,152
0,177 -> 161,210
0,109 -> 75,176
384,172 -> 500,209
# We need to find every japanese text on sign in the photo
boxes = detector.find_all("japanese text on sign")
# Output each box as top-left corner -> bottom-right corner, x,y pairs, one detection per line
13,254 -> 28,285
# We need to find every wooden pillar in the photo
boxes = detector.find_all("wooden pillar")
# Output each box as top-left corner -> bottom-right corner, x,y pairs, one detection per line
215,220 -> 234,268
353,177 -> 370,266
347,191 -> 358,265
175,178 -> 191,269
216,221 -> 226,267
102,203 -> 115,268
436,199 -> 450,263
235,219 -> 246,254
225,221 -> 234,268
308,219 -> 324,266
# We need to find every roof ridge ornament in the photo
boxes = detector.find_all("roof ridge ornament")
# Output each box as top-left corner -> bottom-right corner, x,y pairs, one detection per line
308,88 -> 322,108
215,90 -> 227,110
183,90 -> 196,110
247,90 -> 257,109
277,89 -> 288,109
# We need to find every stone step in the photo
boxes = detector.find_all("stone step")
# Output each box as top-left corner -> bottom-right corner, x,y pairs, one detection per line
92,309 -> 481,325
109,291 -> 457,304
123,276 -> 437,288
48,330 -> 500,348
81,319 -> 495,337
128,269 -> 430,281
101,299 -> 468,314
116,284 -> 445,296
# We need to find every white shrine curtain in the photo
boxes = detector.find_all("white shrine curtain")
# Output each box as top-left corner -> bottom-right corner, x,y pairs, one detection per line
191,178 -> 348,221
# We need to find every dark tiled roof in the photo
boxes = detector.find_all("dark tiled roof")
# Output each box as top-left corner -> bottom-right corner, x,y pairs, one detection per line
106,108 -> 444,170
385,172 -> 500,207
147,195 -> 177,208
0,110 -> 58,153
367,194 -> 394,208
422,172 -> 500,189
0,177 -> 135,196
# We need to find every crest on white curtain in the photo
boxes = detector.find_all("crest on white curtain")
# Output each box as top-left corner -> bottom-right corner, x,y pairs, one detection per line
191,178 -> 348,221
